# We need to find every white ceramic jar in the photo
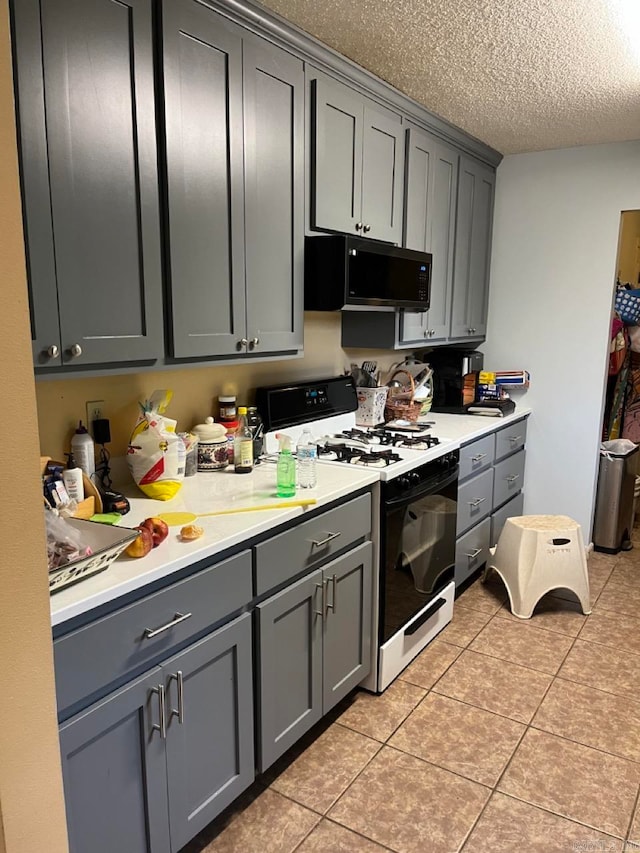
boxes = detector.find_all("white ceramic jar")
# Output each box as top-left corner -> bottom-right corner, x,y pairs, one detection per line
191,417 -> 229,471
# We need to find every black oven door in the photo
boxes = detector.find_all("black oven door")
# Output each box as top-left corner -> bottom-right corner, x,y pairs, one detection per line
380,467 -> 458,645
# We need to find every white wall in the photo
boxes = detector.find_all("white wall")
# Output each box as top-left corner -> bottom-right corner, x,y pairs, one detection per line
482,140 -> 640,539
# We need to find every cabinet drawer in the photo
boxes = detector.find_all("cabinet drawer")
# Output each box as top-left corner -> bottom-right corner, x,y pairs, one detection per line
459,434 -> 495,481
54,550 -> 252,715
493,449 -> 526,510
254,493 -> 371,595
457,468 -> 493,535
491,491 -> 524,547
495,418 -> 527,461
455,517 -> 491,587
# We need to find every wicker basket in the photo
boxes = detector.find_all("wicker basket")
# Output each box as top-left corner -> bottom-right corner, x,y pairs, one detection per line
384,369 -> 423,422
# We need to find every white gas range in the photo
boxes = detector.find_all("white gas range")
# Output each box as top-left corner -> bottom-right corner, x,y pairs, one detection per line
257,376 -> 460,693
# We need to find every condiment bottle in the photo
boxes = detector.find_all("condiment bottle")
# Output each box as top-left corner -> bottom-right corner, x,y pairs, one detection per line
71,420 -> 95,477
234,407 -> 253,474
276,433 -> 296,497
218,395 -> 237,424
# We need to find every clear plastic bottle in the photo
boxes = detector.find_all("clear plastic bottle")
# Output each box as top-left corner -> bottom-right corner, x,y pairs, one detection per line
276,433 -> 296,497
71,420 -> 95,478
296,428 -> 317,488
233,407 -> 253,474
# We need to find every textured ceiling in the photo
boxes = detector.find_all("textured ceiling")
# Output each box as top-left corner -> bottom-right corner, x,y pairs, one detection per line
259,0 -> 640,154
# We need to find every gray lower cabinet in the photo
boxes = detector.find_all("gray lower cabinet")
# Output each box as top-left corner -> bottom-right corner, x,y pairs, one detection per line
59,613 -> 254,853
258,541 -> 373,771
455,419 -> 528,587
13,0 -> 163,369
162,0 -> 304,359
449,156 -> 496,341
311,73 -> 404,244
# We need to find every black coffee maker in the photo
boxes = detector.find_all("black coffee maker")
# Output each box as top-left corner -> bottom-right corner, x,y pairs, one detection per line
424,349 -> 484,413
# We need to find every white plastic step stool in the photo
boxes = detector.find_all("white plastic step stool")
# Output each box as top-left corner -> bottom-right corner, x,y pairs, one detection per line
485,515 -> 591,619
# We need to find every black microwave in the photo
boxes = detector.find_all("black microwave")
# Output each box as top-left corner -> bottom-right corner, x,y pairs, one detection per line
304,235 -> 431,311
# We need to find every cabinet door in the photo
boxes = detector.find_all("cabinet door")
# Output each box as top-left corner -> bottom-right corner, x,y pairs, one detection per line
39,0 -> 163,365
312,77 -> 364,235
400,129 -> 458,344
257,569 -> 323,771
162,0 -> 246,358
450,156 -> 495,340
244,37 -> 304,354
59,669 -> 170,853
322,542 -> 373,713
163,613 -> 254,851
361,103 -> 404,244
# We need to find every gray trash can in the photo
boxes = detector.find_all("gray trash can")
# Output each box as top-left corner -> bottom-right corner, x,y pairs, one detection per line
593,439 -> 639,553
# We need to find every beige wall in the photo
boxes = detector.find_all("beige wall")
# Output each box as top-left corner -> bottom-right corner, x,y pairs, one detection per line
36,314 -> 399,462
0,1 -> 68,850
617,210 -> 640,286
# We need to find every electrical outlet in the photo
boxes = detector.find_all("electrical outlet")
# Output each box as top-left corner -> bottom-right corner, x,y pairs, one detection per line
86,400 -> 105,433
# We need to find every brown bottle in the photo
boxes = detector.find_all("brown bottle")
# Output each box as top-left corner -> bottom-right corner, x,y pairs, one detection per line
233,407 -> 253,473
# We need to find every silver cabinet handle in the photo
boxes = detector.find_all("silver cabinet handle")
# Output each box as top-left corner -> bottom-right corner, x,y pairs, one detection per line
168,671 -> 185,725
363,224 -> 371,233
325,574 -> 337,615
68,343 -> 82,358
355,222 -> 363,231
506,474 -> 520,484
249,336 -> 259,349
465,547 -> 483,560
311,531 -> 341,548
468,497 -> 486,508
143,612 -> 192,639
314,582 -> 325,617
238,338 -> 248,349
47,344 -> 59,358
429,329 -> 436,337
471,453 -> 487,463
508,435 -> 523,443
151,684 -> 166,739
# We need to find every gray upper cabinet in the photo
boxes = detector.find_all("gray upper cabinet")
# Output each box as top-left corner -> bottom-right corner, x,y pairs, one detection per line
450,155 -> 496,340
13,0 -> 163,369
162,0 -> 304,359
311,75 -> 404,244
400,128 -> 459,345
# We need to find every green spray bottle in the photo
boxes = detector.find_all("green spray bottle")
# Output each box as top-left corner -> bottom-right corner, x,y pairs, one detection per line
276,433 -> 296,498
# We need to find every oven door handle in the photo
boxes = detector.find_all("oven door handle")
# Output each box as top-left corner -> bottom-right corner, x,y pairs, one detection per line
384,466 -> 459,510
404,597 -> 447,636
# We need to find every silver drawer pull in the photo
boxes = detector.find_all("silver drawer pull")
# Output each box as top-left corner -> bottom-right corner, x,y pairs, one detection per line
144,612 -> 192,639
471,453 -> 487,463
168,671 -> 185,725
468,497 -> 487,508
465,548 -> 483,560
508,435 -> 523,443
506,474 -> 520,484
311,531 -> 341,548
151,684 -> 166,739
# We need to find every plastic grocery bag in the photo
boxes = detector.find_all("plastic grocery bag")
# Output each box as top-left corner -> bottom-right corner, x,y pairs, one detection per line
127,390 -> 185,500
600,438 -> 638,458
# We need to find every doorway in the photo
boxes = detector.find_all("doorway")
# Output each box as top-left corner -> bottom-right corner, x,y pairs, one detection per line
603,210 -> 640,442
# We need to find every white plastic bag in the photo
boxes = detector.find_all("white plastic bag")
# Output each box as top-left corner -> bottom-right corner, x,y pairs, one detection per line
127,390 -> 185,500
600,438 -> 638,458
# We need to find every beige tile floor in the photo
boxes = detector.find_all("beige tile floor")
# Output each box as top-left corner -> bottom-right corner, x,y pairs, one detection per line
183,538 -> 640,853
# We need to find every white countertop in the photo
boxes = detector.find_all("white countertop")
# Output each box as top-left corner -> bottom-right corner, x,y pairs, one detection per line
50,462 -> 378,627
422,407 -> 532,446
50,405 -> 531,629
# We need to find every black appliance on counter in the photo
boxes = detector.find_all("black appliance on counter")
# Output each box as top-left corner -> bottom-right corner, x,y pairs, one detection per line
304,235 -> 431,311
425,348 -> 484,413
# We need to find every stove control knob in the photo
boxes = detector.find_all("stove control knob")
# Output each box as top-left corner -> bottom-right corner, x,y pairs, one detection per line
409,472 -> 421,485
397,476 -> 411,491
